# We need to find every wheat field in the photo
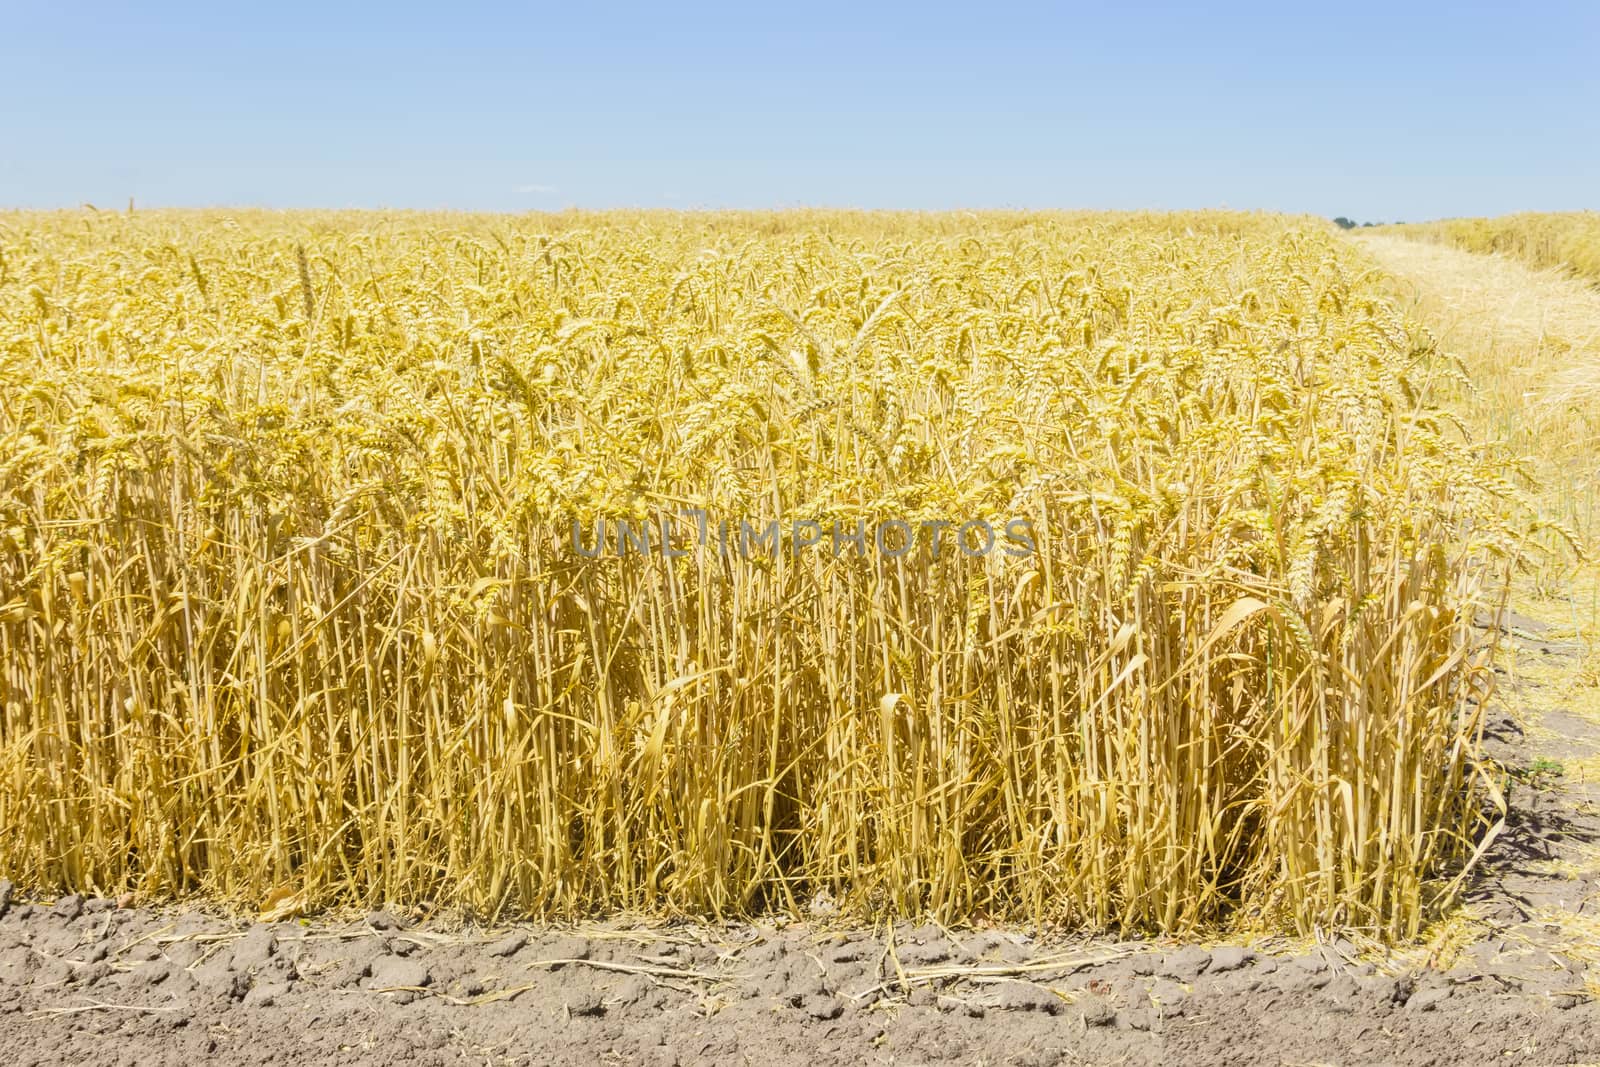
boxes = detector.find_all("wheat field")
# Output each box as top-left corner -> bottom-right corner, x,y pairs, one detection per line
0,209 -> 1537,938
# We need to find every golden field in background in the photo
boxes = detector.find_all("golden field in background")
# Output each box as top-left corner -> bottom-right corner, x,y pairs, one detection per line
0,209 -> 1545,938
1383,211 -> 1600,289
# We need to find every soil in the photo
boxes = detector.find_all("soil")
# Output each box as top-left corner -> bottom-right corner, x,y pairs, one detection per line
0,883 -> 1595,1067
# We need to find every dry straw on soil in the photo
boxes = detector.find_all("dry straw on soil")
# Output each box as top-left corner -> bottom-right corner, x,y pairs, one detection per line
0,209 -> 1540,938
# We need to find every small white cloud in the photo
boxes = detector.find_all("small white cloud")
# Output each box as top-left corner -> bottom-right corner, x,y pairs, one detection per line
514,183 -> 558,195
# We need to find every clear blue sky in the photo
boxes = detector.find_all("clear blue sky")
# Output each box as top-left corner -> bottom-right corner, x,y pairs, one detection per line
3,2 -> 1596,220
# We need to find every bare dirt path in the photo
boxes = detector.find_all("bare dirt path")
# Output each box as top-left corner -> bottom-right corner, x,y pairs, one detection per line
5,235 -> 1600,1066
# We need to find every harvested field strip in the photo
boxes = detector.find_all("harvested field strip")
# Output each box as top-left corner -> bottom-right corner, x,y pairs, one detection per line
1381,213 -> 1600,290
1356,232 -> 1600,554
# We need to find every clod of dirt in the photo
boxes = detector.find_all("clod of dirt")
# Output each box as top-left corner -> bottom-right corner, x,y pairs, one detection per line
898,941 -> 952,966
1011,1046 -> 1068,1067
1161,946 -> 1211,980
132,960 -> 181,989
565,990 -> 605,1017
126,941 -> 163,963
31,957 -> 74,987
326,957 -> 374,988
229,927 -> 277,971
827,943 -> 868,964
215,971 -> 252,1001
806,995 -> 845,1020
547,936 -> 592,969
789,969 -> 827,1000
369,956 -> 430,992
1117,1006 -> 1153,1031
1553,954 -> 1587,977
936,994 -> 984,1018
1130,954 -> 1157,976
742,937 -> 784,965
0,880 -> 13,918
51,894 -> 84,922
1149,979 -> 1189,1011
995,981 -> 1063,1015
1077,993 -> 1115,1027
242,981 -> 290,1008
72,961 -> 111,987
1408,986 -> 1452,1012
1208,946 -> 1253,972
1322,974 -> 1361,1013
958,931 -> 1007,959
1382,974 -> 1417,1005
749,966 -> 790,1000
384,936 -> 421,958
611,975 -> 653,1008
486,932 -> 528,958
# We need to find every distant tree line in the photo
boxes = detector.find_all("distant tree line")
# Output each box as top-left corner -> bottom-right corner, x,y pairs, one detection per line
1332,217 -> 1402,230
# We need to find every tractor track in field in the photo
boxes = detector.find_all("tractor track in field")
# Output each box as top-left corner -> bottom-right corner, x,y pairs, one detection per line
6,235 -> 1600,1065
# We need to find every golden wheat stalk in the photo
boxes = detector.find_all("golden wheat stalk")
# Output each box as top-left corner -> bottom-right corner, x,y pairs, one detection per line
0,208 -> 1531,940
